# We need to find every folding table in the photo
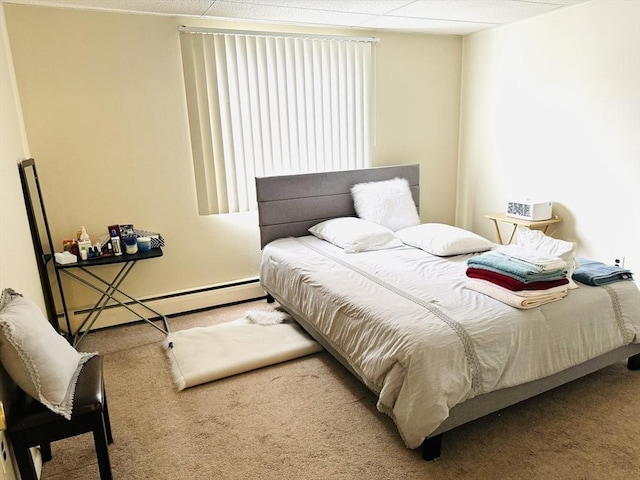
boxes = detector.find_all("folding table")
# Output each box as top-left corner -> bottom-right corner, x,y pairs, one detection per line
56,248 -> 170,347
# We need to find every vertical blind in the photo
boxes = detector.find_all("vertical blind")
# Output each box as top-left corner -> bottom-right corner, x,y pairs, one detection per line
180,29 -> 375,214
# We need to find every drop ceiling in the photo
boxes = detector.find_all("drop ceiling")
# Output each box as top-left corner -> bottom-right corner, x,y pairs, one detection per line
3,0 -> 590,35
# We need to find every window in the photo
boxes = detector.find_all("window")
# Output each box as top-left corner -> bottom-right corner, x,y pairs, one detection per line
180,28 -> 376,214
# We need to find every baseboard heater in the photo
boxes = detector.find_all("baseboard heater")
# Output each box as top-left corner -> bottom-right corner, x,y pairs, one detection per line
60,277 -> 266,331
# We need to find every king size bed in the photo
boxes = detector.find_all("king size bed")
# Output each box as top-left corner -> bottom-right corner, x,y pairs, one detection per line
255,164 -> 640,460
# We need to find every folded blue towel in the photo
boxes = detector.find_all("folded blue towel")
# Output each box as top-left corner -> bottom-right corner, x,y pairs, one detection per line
572,257 -> 634,286
467,251 -> 567,282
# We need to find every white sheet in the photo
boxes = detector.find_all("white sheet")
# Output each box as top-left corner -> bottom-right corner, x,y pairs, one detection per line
260,236 -> 640,448
164,318 -> 322,390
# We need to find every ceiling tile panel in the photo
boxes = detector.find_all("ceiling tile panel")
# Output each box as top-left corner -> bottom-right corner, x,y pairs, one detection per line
205,0 -> 377,28
7,0 -> 215,16
218,0 -> 416,16
391,0 -> 561,24
360,15 -> 495,35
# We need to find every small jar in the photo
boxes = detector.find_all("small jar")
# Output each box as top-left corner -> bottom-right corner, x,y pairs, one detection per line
123,236 -> 138,255
137,236 -> 152,252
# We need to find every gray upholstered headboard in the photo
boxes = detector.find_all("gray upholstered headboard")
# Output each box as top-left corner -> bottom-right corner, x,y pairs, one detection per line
256,164 -> 420,248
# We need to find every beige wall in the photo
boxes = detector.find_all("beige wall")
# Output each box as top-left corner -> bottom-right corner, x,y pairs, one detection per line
375,33 -> 461,224
4,5 -> 462,329
0,7 -> 41,305
458,0 -> 640,274
0,4 -> 39,479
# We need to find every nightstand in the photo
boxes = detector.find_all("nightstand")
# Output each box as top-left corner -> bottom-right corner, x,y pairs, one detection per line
485,212 -> 562,245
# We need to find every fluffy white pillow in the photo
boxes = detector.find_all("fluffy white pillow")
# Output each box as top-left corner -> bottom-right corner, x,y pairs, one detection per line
308,217 -> 403,253
351,177 -> 420,231
512,226 -> 579,288
0,288 -> 96,419
396,223 -> 496,256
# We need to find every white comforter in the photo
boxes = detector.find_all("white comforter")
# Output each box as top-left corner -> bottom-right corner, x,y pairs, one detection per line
260,237 -> 640,448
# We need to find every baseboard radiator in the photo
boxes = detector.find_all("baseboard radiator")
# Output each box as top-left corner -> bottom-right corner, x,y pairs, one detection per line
64,277 -> 266,332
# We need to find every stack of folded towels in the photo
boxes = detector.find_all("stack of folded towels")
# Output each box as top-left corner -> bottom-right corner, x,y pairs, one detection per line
465,244 -> 569,309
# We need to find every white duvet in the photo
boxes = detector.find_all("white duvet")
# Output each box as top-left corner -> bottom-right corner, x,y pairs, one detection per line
260,237 -> 640,448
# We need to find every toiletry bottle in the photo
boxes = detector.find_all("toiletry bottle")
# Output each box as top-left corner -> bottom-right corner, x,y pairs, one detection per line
79,226 -> 90,242
110,229 -> 123,256
77,226 -> 92,259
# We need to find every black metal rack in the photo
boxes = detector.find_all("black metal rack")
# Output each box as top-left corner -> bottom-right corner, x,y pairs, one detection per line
18,158 -> 73,336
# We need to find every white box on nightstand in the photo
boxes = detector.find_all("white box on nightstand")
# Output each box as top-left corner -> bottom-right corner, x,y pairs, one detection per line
505,200 -> 553,221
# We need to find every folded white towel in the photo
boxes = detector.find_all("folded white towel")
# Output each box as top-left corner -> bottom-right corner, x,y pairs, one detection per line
506,283 -> 569,298
494,244 -> 567,272
465,278 -> 568,309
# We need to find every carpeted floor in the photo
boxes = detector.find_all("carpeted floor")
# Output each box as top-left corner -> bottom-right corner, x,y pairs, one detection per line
41,299 -> 640,480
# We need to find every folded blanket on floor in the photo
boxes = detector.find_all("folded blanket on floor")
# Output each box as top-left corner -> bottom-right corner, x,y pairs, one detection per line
572,258 -> 634,286
465,278 -> 568,309
466,267 -> 570,291
493,244 -> 567,272
467,251 -> 567,282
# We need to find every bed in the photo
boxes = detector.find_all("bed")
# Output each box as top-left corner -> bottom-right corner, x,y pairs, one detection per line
255,164 -> 640,460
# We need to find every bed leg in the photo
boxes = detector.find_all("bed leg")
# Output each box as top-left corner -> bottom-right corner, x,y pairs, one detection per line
628,353 -> 640,371
421,434 -> 443,461
266,293 -> 275,304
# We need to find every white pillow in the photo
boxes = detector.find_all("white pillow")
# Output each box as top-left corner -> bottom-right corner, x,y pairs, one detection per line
512,226 -> 579,288
308,217 -> 403,253
351,177 -> 420,231
396,223 -> 496,256
0,288 -> 96,419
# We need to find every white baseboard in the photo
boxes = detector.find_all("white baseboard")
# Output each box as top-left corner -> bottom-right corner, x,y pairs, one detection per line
66,279 -> 265,332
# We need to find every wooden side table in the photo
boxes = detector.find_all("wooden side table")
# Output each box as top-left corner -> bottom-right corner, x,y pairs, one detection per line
485,212 -> 562,245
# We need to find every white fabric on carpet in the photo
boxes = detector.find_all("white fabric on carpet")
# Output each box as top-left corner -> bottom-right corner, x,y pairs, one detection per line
245,309 -> 289,325
163,317 -> 322,391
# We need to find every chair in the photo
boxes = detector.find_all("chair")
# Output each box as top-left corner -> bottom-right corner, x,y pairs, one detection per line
7,355 -> 113,480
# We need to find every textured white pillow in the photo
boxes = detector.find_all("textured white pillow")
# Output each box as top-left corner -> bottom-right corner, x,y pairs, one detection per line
396,223 -> 496,256
512,226 -> 579,288
0,288 -> 96,419
309,217 -> 403,253
351,177 -> 420,231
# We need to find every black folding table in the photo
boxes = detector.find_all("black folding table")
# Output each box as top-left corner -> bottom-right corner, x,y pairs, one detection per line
56,248 -> 170,347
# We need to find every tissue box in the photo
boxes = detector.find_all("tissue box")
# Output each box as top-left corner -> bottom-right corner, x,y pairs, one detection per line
54,251 -> 77,264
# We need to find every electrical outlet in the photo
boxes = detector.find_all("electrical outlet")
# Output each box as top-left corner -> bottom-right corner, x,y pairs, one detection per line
0,431 -> 18,480
0,400 -> 6,475
614,257 -> 626,268
0,437 -> 6,474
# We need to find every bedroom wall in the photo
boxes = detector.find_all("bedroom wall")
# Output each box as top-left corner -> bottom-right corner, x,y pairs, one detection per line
0,4 -> 36,479
0,6 -> 42,311
458,0 -> 640,275
3,5 -> 462,330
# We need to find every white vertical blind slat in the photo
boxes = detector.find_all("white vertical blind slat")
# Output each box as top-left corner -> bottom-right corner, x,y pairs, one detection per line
267,38 -> 277,175
275,38 -> 291,175
235,36 -> 252,212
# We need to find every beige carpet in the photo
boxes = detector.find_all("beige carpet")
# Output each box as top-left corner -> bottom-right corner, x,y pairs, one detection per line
40,299 -> 640,480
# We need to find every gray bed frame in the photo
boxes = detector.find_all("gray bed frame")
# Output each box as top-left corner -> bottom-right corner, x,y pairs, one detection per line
255,164 -> 640,460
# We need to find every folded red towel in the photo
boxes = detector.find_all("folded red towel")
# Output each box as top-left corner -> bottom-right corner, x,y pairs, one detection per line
466,267 -> 569,291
